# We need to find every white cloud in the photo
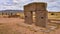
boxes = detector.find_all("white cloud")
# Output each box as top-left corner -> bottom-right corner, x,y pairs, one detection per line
0,0 -> 60,11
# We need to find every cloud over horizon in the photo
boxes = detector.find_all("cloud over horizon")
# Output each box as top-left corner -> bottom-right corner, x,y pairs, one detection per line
0,0 -> 60,12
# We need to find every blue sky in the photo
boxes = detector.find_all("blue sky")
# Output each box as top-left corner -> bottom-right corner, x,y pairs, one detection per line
0,0 -> 60,12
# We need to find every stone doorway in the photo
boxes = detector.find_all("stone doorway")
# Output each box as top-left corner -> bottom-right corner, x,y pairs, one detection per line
24,2 -> 48,28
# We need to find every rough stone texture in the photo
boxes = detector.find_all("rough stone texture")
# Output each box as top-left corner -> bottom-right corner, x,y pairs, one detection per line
24,6 -> 33,24
24,2 -> 48,27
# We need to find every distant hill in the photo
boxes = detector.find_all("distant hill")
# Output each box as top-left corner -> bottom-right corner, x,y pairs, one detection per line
0,10 -> 23,13
0,10 -> 60,13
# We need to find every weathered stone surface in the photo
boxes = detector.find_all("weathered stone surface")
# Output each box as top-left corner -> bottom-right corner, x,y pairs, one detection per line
24,2 -> 48,27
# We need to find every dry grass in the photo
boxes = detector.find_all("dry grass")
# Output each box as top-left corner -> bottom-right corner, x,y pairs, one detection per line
0,18 -> 23,34
0,18 -> 45,34
0,13 -> 60,34
0,23 -> 15,34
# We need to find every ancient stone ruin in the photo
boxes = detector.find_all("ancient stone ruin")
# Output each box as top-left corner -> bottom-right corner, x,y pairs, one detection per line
24,2 -> 48,28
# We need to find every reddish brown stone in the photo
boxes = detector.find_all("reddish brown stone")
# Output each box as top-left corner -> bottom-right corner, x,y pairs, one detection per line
24,2 -> 48,27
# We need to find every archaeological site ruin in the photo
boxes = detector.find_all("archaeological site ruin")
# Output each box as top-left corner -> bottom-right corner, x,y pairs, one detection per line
24,2 -> 48,28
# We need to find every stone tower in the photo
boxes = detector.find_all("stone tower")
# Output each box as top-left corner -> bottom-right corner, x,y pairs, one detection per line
24,2 -> 48,28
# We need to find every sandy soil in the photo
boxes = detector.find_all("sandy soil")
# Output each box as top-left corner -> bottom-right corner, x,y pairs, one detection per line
0,18 -> 60,34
